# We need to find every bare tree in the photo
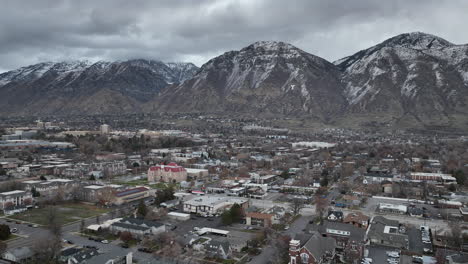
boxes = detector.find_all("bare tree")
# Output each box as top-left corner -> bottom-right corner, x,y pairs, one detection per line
449,221 -> 462,248
46,207 -> 62,239
290,198 -> 305,215
31,235 -> 62,264
0,241 -> 6,256
314,195 -> 329,220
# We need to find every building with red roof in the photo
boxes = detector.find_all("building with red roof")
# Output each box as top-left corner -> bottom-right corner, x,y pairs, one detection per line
147,162 -> 187,183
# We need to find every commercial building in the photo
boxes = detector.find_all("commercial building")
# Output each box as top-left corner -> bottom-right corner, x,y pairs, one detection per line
410,172 -> 457,184
183,196 -> 248,215
378,203 -> 407,214
367,216 -> 408,249
110,218 -> 165,238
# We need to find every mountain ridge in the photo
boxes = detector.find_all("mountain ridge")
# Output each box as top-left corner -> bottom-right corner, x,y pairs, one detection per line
1,32 -> 467,130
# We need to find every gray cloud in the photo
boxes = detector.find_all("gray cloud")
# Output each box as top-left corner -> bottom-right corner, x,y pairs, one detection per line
0,0 -> 467,72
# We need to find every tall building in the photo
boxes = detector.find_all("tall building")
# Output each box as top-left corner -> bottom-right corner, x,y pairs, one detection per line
100,124 -> 110,134
147,162 -> 187,183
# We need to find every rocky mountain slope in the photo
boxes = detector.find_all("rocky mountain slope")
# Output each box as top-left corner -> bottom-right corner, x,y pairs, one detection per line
0,60 -> 198,115
151,41 -> 346,121
335,32 -> 468,127
1,32 -> 467,130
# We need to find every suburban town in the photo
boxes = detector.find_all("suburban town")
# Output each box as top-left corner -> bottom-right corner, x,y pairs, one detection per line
0,115 -> 466,264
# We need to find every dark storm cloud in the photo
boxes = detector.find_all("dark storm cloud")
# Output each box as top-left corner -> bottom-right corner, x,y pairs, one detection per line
0,0 -> 467,72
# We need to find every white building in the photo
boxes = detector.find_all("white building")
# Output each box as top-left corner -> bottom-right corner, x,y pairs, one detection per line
100,124 -> 110,134
0,190 -> 33,215
183,196 -> 248,215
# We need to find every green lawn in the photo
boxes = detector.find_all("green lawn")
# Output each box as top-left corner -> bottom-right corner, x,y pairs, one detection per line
112,179 -> 149,186
8,203 -> 109,226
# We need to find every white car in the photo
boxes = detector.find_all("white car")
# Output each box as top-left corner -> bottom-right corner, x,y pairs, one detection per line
101,240 -> 109,244
11,228 -> 18,233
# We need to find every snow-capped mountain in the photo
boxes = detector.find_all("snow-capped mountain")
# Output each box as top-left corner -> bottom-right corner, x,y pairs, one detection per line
151,41 -> 346,121
335,32 -> 468,126
0,59 -> 198,115
1,32 -> 467,130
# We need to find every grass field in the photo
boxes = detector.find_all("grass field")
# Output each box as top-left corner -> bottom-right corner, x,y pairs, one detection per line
8,203 -> 109,226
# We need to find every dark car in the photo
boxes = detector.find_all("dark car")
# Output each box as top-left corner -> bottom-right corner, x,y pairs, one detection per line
120,243 -> 129,248
138,247 -> 153,253
171,225 -> 178,230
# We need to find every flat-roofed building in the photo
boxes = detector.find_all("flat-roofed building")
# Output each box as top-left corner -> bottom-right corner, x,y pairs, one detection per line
114,187 -> 151,205
0,190 -> 33,215
410,172 -> 457,184
183,196 -> 248,215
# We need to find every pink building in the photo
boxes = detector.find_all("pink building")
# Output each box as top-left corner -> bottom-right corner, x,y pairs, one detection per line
148,162 -> 187,183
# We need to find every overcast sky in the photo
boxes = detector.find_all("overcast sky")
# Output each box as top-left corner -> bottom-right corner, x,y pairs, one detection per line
1,0 -> 467,72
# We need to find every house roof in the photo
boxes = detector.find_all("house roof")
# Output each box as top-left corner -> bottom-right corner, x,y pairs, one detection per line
111,217 -> 164,231
343,212 -> 369,224
327,210 -> 344,219
301,232 -> 336,261
205,240 -> 231,255
367,216 -> 408,248
314,221 -> 365,242
6,247 -> 33,259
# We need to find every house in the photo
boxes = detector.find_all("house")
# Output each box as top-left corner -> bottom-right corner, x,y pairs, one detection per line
312,221 -> 365,261
60,247 -> 99,264
327,210 -> 343,222
2,247 -> 33,263
289,232 -> 336,264
110,218 -> 165,238
343,212 -> 369,228
0,190 -> 33,215
147,163 -> 187,183
204,240 -> 233,260
367,216 -> 408,249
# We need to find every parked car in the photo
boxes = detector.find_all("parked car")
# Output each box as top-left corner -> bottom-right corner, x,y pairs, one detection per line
11,228 -> 18,233
101,240 -> 109,244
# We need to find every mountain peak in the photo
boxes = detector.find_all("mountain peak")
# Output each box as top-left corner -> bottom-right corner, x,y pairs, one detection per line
249,40 -> 295,49
382,32 -> 453,50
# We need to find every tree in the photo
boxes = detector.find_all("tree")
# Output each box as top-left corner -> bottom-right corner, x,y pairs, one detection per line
449,221 -> 462,248
31,235 -> 62,264
230,203 -> 243,223
314,195 -> 329,221
452,169 -> 466,185
221,210 -> 233,225
0,241 -> 6,256
31,186 -> 40,197
448,184 -> 457,192
80,219 -> 85,233
0,224 -> 11,240
290,198 -> 305,215
137,201 -> 148,218
46,207 -> 62,239
120,231 -> 133,244
320,177 -> 329,187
